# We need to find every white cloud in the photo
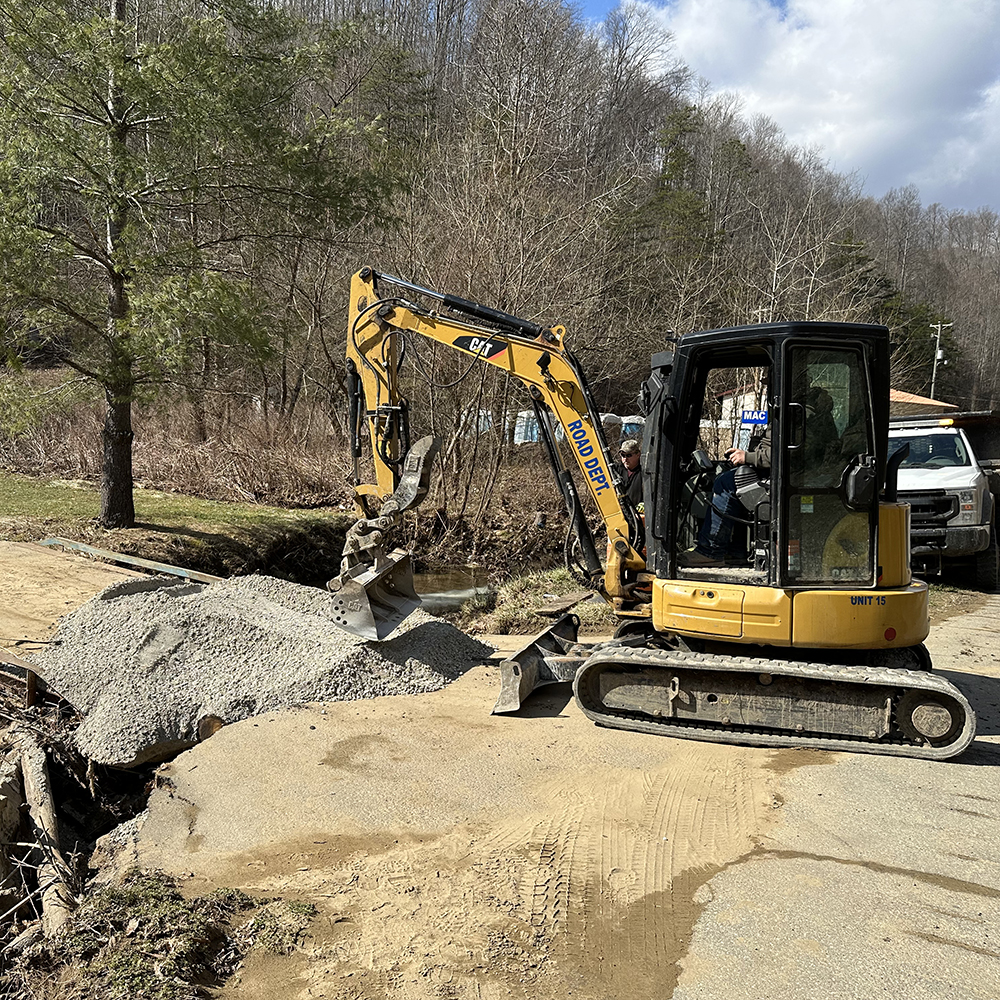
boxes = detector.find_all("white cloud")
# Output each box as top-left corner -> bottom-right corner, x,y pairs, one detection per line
643,0 -> 1000,208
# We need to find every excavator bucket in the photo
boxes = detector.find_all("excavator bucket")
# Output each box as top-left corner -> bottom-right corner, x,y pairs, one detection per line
327,436 -> 440,642
492,614 -> 584,714
328,548 -> 420,642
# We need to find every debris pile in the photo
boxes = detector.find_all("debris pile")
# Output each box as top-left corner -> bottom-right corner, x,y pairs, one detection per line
0,711 -> 91,954
0,572 -> 493,957
3,869 -> 312,996
34,575 -> 495,768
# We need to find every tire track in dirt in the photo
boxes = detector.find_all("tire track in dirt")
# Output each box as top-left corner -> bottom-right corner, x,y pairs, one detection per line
521,812 -> 584,936
204,756 -> 773,999
422,743 -> 773,999
554,744 -> 768,999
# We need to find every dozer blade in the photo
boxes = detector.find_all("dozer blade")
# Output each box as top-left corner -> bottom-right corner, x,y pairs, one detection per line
328,548 -> 420,641
492,613 -> 585,714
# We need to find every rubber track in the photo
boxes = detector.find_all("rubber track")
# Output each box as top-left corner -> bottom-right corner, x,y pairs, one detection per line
573,646 -> 977,760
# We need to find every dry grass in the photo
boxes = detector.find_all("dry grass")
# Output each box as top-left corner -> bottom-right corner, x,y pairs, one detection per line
458,566 -> 616,635
0,376 -> 574,576
1,870 -> 315,1000
0,383 -> 354,510
927,581 -> 989,623
0,471 -> 354,580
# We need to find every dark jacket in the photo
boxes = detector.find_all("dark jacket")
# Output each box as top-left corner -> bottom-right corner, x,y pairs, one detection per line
625,466 -> 643,505
746,426 -> 771,471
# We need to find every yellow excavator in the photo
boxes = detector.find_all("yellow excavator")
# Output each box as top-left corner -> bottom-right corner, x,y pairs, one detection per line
330,266 -> 976,760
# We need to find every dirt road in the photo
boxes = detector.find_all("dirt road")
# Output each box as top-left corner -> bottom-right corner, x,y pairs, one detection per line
3,542 -> 1000,999
0,541 -> 138,649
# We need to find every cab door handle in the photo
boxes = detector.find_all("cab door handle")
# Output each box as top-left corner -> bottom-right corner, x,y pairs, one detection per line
787,403 -> 806,448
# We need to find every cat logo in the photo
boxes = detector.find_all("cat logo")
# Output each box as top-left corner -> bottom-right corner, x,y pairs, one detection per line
453,335 -> 508,360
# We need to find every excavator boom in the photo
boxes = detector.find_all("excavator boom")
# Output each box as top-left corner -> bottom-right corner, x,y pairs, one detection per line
331,267 -> 648,640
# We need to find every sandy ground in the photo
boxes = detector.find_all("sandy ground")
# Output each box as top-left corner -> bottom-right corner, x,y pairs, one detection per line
140,672 -> 777,1000
3,542 -> 1000,999
0,541 -> 139,651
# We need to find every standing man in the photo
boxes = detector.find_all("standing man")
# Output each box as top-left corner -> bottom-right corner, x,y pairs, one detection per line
620,439 -> 643,507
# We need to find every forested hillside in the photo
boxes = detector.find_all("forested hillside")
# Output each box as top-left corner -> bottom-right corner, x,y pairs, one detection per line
1,0 -> 998,535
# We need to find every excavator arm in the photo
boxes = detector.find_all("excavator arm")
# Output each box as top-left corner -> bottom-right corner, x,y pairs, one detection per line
332,267 -> 650,639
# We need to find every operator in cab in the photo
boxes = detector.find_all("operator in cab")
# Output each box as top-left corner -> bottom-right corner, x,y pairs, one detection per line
682,429 -> 770,568
682,375 -> 839,569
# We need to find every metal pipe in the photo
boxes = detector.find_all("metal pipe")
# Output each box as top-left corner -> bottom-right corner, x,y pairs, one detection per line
369,270 -> 445,303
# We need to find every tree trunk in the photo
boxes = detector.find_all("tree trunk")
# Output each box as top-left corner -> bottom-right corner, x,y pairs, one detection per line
99,389 -> 135,528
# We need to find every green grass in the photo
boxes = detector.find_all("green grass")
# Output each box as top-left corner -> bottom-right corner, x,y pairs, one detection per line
0,471 -> 101,520
0,471 -> 354,580
0,470 -> 331,526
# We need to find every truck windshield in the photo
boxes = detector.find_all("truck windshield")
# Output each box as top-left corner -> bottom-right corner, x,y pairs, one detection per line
892,433 -> 970,468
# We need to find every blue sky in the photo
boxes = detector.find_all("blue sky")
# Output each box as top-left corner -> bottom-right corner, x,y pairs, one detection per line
577,0 -> 619,17
574,0 -> 1000,212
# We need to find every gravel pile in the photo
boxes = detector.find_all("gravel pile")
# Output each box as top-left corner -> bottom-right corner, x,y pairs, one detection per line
34,575 -> 495,767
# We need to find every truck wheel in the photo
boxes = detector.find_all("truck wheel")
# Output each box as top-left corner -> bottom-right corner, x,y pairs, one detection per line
975,515 -> 999,591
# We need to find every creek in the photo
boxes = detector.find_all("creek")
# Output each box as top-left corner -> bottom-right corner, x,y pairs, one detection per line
414,567 -> 493,615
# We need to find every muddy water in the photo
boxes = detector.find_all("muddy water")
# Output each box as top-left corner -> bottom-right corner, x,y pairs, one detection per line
414,567 -> 492,615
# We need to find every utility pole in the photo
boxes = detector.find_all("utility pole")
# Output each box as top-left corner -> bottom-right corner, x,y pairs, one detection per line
930,322 -> 953,400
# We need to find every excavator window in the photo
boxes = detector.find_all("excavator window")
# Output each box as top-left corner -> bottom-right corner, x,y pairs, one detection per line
781,344 -> 876,586
667,337 -> 879,590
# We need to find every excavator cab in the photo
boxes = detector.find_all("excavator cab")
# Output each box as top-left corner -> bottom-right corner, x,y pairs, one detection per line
565,320 -> 974,758
646,324 -> 887,597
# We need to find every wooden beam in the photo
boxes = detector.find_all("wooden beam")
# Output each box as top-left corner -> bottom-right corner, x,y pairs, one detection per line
18,737 -> 74,935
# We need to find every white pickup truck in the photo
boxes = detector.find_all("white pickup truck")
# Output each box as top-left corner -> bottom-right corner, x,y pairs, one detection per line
889,413 -> 1000,590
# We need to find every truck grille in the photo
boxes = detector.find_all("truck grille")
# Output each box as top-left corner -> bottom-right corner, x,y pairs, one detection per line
900,491 -> 958,526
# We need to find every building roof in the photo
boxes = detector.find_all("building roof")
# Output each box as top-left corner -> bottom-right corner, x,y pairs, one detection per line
889,388 -> 958,416
889,388 -> 957,408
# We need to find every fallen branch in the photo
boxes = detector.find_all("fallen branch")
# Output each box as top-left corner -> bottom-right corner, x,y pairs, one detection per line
3,918 -> 43,957
0,750 -> 23,919
17,735 -> 76,935
0,882 -> 43,924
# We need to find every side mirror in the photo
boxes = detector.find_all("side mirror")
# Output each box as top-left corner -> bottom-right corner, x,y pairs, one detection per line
637,380 -> 651,416
841,454 -> 877,510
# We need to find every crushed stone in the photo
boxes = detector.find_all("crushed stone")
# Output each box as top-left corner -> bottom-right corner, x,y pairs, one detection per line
34,575 -> 495,768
